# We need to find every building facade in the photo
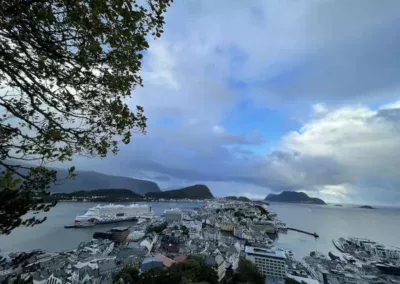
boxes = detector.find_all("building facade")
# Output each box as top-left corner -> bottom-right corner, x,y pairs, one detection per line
165,209 -> 183,224
245,246 -> 287,278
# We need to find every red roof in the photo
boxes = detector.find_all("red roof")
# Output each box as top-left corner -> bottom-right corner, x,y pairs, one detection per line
173,255 -> 187,263
155,254 -> 175,267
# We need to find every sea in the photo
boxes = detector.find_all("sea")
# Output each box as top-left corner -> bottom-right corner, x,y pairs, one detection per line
0,201 -> 400,260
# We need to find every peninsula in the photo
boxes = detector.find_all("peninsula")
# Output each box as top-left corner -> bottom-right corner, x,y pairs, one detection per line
265,191 -> 326,205
145,184 -> 214,200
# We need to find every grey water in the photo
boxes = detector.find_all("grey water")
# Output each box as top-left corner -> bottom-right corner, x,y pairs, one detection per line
1,201 -> 400,260
270,202 -> 400,259
0,201 -> 202,254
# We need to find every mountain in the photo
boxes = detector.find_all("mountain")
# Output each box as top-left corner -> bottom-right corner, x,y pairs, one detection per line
51,170 -> 161,195
145,184 -> 214,199
51,170 -> 161,194
265,191 -> 326,205
359,205 -> 375,209
226,196 -> 251,202
2,161 -> 161,195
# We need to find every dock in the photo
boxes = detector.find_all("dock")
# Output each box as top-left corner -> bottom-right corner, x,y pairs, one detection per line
287,227 -> 319,238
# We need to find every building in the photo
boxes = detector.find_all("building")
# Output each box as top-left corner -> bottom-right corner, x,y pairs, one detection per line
165,209 -> 183,224
245,246 -> 287,278
234,226 -> 252,240
110,227 -> 130,244
204,254 -> 226,282
365,243 -> 400,259
203,227 -> 221,241
221,223 -> 235,232
161,235 -> 181,253
141,257 -> 164,273
155,254 -> 175,268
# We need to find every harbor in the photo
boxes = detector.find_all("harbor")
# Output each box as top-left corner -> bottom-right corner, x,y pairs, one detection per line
287,227 -> 319,238
1,200 -> 400,284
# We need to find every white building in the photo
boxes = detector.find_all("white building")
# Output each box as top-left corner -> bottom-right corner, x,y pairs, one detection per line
165,209 -> 183,224
234,226 -> 252,240
365,243 -> 400,259
245,246 -> 287,278
204,254 -> 226,282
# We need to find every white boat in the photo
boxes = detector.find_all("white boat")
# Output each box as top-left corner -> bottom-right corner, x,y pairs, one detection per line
74,204 -> 153,224
343,253 -> 356,263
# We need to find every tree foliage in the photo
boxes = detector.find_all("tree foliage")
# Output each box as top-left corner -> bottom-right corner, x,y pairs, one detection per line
0,0 -> 172,234
227,258 -> 264,284
285,278 -> 307,284
113,256 -> 218,284
146,222 -> 167,234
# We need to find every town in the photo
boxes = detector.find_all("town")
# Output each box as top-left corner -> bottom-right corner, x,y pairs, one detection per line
1,199 -> 400,284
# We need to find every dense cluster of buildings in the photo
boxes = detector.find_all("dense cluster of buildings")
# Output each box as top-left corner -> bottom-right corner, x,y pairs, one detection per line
2,199 -> 399,284
0,199 -> 293,283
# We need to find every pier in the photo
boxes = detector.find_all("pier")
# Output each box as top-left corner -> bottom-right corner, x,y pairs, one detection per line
287,227 -> 319,238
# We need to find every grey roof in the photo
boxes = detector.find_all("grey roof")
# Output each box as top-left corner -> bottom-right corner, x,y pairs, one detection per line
204,255 -> 217,267
98,259 -> 118,273
245,246 -> 286,260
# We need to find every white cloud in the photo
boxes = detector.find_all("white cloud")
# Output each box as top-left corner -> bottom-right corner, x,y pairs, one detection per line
54,0 -> 400,206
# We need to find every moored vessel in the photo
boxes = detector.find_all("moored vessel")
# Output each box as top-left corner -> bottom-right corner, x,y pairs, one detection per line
74,203 -> 153,225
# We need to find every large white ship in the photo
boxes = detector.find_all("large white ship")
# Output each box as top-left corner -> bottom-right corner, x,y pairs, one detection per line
74,204 -> 153,224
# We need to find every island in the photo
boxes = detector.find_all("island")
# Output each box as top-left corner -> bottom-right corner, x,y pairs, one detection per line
265,191 -> 326,205
145,184 -> 214,200
225,196 -> 251,202
359,205 -> 376,209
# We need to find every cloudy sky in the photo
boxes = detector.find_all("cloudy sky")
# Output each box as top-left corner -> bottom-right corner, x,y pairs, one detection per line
66,0 -> 400,205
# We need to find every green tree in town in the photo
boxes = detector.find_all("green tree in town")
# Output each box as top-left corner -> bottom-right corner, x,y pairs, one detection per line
113,256 -> 218,284
0,0 -> 172,234
113,267 -> 140,284
228,258 -> 264,284
285,278 -> 307,284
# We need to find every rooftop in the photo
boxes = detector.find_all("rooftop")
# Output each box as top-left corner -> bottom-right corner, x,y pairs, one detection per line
245,246 -> 286,260
111,227 -> 129,231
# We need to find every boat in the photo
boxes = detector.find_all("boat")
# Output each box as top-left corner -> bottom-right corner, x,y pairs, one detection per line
64,222 -> 95,228
329,251 -> 341,261
343,253 -> 356,263
74,203 -> 153,225
333,238 -> 345,252
376,263 -> 400,275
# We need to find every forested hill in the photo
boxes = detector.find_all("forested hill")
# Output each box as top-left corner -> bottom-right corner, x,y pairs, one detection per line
265,191 -> 326,205
50,170 -> 160,195
145,184 -> 214,199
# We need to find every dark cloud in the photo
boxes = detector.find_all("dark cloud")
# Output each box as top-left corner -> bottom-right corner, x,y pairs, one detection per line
53,0 -> 400,205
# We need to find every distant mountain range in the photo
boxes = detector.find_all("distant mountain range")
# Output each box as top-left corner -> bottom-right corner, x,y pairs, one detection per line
145,184 -> 214,200
2,161 -> 161,195
226,196 -> 251,202
50,170 -> 161,195
265,191 -> 326,205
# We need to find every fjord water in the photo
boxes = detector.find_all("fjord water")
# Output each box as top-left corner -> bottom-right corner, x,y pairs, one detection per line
0,202 -> 399,260
0,202 -> 202,253
270,202 -> 400,259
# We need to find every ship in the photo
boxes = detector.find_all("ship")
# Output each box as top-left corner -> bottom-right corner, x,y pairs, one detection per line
329,251 -> 341,261
343,253 -> 356,263
332,238 -> 347,252
74,203 -> 153,225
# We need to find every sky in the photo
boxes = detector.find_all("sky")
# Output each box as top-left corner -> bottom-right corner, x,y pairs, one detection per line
62,0 -> 400,205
